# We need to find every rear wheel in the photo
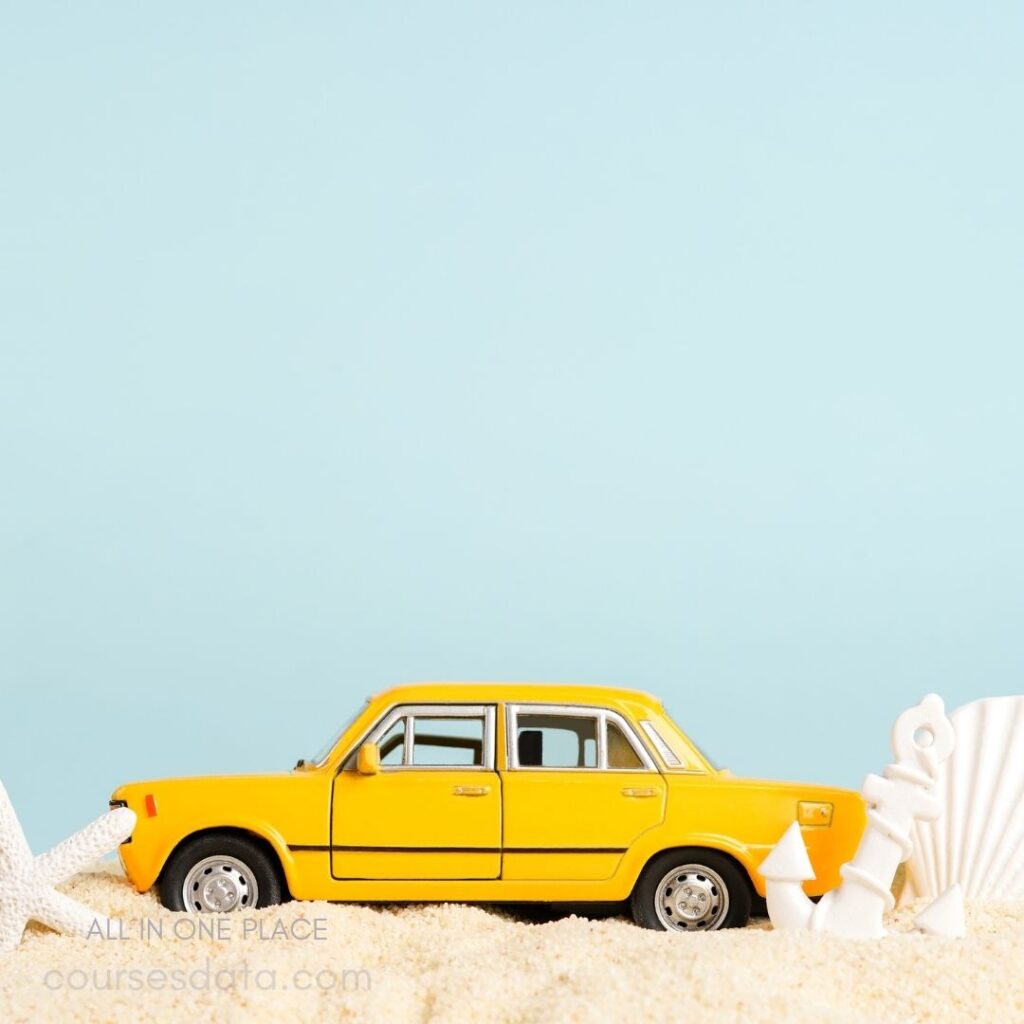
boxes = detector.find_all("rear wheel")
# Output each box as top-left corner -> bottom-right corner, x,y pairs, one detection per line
159,833 -> 284,913
631,848 -> 751,932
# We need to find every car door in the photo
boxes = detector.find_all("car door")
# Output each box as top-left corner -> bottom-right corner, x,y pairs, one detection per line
331,704 -> 500,880
501,704 -> 667,881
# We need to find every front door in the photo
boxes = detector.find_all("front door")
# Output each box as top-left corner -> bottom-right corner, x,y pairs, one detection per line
331,704 -> 500,880
501,704 -> 667,881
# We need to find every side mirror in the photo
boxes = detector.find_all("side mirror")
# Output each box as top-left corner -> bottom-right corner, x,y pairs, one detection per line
357,742 -> 381,775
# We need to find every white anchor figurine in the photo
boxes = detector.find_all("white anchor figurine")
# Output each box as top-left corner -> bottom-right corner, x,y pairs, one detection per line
759,693 -> 965,939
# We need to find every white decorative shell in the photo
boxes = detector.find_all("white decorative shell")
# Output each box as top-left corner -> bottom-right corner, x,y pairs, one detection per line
902,696 -> 1024,904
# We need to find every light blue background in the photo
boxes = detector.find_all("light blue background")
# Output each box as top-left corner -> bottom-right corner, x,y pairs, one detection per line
2,4 -> 1022,851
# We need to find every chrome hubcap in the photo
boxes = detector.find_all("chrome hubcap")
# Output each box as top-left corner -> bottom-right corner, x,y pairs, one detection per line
654,864 -> 729,931
182,856 -> 258,913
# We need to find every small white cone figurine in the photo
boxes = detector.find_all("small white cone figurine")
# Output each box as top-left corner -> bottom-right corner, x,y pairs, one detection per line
0,780 -> 136,952
914,884 -> 966,938
760,693 -> 963,939
758,822 -> 815,923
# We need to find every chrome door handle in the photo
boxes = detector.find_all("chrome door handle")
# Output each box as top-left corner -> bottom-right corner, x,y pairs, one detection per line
452,785 -> 491,797
621,787 -> 658,799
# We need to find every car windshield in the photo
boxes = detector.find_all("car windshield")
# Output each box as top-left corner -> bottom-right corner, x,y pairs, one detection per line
309,702 -> 367,766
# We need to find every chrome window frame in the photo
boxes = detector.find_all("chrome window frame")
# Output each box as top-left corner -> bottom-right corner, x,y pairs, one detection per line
638,720 -> 684,767
505,703 -> 657,772
363,703 -> 496,771
637,719 -> 708,773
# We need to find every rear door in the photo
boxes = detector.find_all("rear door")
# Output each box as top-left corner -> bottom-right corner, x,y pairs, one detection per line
501,704 -> 667,881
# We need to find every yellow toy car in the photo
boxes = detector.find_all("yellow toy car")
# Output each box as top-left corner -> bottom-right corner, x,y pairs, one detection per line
111,683 -> 865,931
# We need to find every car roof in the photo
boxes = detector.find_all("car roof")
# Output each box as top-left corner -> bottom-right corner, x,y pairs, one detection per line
369,681 -> 661,709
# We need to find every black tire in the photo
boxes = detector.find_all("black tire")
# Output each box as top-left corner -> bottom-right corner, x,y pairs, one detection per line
159,832 -> 285,912
630,848 -> 752,932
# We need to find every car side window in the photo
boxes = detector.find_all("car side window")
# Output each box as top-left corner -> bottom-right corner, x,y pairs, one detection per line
514,713 -> 599,768
607,720 -> 644,769
410,716 -> 485,767
508,706 -> 654,770
378,718 -> 407,766
347,704 -> 496,770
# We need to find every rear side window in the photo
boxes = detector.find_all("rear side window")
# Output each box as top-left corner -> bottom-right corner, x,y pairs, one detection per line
509,706 -> 653,770
515,713 -> 598,768
607,721 -> 644,769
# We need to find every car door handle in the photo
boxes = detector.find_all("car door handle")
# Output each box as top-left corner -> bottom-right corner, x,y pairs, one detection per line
452,785 -> 491,797
621,787 -> 658,799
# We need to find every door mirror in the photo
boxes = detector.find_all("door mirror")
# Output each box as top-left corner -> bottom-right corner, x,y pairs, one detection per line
357,742 -> 381,775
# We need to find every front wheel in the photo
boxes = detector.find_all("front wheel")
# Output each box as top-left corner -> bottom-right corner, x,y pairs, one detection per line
631,849 -> 751,932
160,833 -> 285,913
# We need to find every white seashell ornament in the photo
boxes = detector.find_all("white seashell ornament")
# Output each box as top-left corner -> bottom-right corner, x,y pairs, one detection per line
902,696 -> 1024,905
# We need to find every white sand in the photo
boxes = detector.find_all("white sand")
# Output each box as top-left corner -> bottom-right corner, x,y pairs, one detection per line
1,870 -> 1021,1023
